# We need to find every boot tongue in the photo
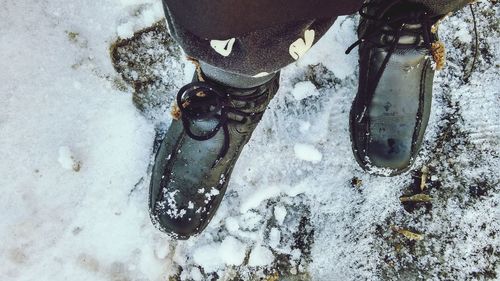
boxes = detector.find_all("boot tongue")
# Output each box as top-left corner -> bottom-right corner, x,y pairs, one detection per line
189,118 -> 220,135
381,24 -> 423,45
380,3 -> 431,46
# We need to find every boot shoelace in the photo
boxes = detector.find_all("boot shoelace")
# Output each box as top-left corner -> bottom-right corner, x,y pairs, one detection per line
176,81 -> 267,167
346,0 -> 441,112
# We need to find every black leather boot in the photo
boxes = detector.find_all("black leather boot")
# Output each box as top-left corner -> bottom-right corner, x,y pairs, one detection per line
347,0 -> 444,175
149,70 -> 280,239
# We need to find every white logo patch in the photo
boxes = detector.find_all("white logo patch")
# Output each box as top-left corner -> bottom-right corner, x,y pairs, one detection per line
289,29 -> 315,60
210,38 -> 236,57
253,72 -> 270,78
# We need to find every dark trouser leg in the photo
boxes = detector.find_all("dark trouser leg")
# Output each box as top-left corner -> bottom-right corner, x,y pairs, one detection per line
161,2 -> 342,88
409,0 -> 472,15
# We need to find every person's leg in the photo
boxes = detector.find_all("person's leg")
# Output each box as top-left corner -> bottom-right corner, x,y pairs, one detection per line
348,0 -> 472,175
162,1 -> 338,83
150,2 -> 361,238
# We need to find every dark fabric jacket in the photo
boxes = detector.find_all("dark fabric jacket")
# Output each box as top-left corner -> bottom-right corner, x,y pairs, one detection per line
163,0 -> 363,39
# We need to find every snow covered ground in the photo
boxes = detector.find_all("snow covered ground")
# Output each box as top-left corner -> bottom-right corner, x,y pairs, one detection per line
1,0 -> 498,280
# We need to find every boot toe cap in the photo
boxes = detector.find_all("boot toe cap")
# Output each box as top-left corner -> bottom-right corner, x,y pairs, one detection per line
151,212 -> 202,240
150,201 -> 212,239
149,182 -> 217,239
364,138 -> 413,174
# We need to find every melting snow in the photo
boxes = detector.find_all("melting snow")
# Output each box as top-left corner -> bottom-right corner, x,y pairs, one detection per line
294,143 -> 323,163
1,1 -> 498,281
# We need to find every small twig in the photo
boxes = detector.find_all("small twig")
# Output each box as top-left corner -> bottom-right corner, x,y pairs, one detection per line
464,3 -> 479,82
420,166 -> 429,191
400,194 -> 432,203
128,177 -> 145,198
392,226 -> 424,241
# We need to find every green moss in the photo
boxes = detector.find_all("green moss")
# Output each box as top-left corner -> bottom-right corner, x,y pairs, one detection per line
66,31 -> 79,42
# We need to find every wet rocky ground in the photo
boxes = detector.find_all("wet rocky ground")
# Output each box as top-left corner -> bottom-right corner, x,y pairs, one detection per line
110,2 -> 498,280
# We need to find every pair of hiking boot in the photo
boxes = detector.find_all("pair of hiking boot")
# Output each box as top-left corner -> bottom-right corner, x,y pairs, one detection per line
150,0 -> 446,238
